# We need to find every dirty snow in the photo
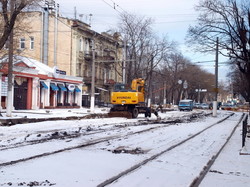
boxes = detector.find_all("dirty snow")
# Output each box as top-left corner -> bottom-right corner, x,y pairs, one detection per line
0,108 -> 249,187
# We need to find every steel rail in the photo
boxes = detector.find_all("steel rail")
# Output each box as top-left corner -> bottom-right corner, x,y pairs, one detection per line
97,113 -> 235,187
189,112 -> 245,187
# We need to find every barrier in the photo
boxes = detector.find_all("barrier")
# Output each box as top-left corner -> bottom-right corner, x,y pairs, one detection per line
242,114 -> 249,147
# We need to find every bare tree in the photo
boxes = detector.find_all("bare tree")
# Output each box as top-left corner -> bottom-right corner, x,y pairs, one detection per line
0,0 -> 40,50
158,52 -> 215,104
118,13 -> 174,84
186,0 -> 250,101
229,64 -> 249,101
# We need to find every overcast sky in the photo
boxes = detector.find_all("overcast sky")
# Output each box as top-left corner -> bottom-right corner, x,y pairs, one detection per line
55,0 -> 229,81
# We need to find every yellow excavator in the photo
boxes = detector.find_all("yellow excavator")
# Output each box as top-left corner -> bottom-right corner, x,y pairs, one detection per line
108,78 -> 155,118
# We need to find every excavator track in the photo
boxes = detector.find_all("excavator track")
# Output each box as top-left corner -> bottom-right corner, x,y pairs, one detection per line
108,111 -> 132,119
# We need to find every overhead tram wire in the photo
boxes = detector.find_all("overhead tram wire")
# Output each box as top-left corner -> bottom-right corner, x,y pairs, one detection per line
109,0 -> 127,13
193,60 -> 215,63
191,60 -> 230,67
102,0 -> 122,14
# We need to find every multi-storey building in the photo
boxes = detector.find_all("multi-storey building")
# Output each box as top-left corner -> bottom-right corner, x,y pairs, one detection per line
0,9 -> 123,108
70,20 -> 123,106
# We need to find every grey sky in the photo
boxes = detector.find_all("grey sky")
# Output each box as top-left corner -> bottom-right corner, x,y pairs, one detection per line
55,0 -> 229,81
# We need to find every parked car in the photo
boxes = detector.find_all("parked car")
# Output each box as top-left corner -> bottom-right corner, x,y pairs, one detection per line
193,103 -> 201,109
200,103 -> 209,109
221,103 -> 238,111
209,102 -> 221,109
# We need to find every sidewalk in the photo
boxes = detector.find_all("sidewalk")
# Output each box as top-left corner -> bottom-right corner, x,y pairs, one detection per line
0,108 -> 110,126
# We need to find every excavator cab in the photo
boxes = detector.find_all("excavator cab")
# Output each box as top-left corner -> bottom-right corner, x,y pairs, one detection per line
114,83 -> 130,92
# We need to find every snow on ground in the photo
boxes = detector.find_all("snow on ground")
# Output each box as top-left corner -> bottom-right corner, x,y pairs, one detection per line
0,108 -> 249,187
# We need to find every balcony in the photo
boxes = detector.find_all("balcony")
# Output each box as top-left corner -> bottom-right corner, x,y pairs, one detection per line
84,51 -> 92,60
96,55 -> 115,64
83,76 -> 92,84
78,51 -> 93,61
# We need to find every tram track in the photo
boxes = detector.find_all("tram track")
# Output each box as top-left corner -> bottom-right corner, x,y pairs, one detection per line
96,112 -> 243,187
189,112 -> 246,187
0,111 -> 243,186
0,111 -> 209,168
0,111 -> 208,151
0,122 -> 174,167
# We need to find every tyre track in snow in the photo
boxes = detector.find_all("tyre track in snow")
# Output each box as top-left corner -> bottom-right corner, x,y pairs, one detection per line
96,112 -> 241,187
0,112 -> 207,167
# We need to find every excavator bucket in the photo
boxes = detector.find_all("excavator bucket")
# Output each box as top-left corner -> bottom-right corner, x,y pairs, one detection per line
108,111 -> 132,119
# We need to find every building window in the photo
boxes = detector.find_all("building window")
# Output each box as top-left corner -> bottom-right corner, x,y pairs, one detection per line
79,38 -> 83,51
30,36 -> 34,50
85,39 -> 90,53
20,37 -> 25,49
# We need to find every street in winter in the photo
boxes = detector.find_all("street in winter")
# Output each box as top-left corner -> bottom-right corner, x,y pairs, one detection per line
0,108 -> 249,187
1,0 -> 250,186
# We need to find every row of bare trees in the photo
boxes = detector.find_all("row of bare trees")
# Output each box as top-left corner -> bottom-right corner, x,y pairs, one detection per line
187,0 -> 250,102
115,13 -> 217,105
116,0 -> 249,104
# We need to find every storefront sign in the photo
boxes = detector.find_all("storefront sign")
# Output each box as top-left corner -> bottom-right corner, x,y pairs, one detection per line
53,66 -> 66,78
56,69 -> 66,75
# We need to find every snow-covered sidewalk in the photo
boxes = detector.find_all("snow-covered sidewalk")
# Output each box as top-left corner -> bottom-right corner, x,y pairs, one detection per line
0,107 -> 110,119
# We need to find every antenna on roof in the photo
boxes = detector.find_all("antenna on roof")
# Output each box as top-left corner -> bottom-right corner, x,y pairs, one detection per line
74,7 -> 77,20
89,14 -> 93,25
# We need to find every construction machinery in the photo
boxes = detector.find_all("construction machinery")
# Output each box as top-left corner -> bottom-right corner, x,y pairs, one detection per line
108,78 -> 153,118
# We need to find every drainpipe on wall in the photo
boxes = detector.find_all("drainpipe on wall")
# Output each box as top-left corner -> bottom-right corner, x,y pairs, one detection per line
54,3 -> 59,66
43,6 -> 49,65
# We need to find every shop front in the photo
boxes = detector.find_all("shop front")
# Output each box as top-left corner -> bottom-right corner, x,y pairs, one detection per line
0,56 -> 83,110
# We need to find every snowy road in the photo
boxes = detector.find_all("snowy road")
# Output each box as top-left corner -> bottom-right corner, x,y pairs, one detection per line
0,110 -> 249,187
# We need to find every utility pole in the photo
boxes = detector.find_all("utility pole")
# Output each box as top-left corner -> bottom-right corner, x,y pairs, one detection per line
6,0 -> 15,117
90,39 -> 95,112
147,55 -> 153,107
213,37 -> 219,117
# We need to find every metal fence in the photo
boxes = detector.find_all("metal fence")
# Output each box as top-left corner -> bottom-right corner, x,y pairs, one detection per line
242,114 -> 249,147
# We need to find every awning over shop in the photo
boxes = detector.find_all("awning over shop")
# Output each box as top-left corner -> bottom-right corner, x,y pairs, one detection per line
75,86 -> 81,92
96,87 -> 108,92
50,83 -> 59,91
58,84 -> 67,91
40,81 -> 48,89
